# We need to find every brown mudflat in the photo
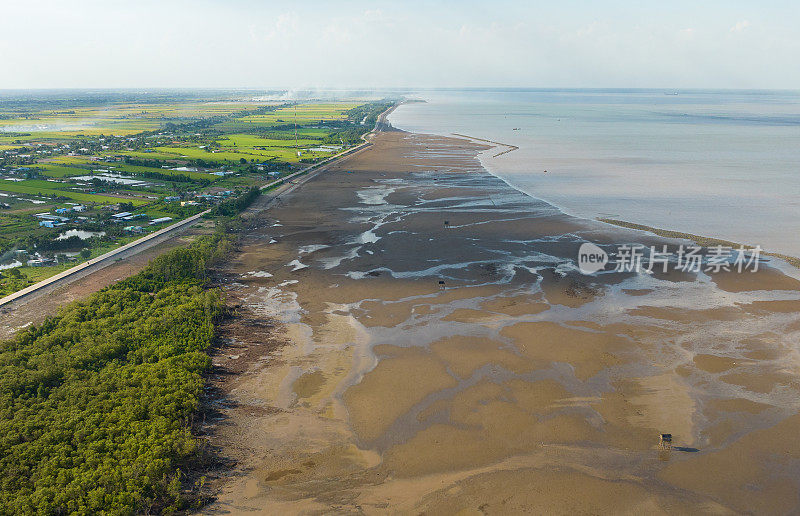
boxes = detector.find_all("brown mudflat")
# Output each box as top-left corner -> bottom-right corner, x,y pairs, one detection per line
203,131 -> 800,514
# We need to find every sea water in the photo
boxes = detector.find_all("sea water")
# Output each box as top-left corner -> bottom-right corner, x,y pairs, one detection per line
388,89 -> 800,256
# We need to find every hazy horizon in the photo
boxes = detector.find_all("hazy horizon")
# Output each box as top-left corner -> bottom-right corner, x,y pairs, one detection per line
2,0 -> 799,90
3,87 -> 800,92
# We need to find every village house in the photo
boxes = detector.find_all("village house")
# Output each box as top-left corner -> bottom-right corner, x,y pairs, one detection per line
34,213 -> 70,223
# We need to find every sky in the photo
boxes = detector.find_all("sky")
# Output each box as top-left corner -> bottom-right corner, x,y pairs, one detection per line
1,0 -> 799,90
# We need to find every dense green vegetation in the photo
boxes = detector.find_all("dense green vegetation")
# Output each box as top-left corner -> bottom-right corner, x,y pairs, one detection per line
0,268 -> 31,297
210,186 -> 260,217
345,101 -> 394,127
0,233 -> 231,514
322,100 -> 395,145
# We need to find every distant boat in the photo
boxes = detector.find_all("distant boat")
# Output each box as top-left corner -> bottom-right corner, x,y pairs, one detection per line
512,127 -> 520,130
665,91 -> 679,95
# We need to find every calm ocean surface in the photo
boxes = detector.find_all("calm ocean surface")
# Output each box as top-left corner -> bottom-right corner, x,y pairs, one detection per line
388,89 -> 800,257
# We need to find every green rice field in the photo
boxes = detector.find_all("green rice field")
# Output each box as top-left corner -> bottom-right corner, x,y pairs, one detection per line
0,179 -> 148,205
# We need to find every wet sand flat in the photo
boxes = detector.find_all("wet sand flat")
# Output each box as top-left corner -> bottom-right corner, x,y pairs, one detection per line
203,131 -> 800,514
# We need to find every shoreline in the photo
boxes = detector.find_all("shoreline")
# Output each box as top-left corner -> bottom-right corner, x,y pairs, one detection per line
470,136 -> 800,271
598,217 -> 800,271
451,132 -> 519,157
389,103 -> 800,268
453,135 -> 800,272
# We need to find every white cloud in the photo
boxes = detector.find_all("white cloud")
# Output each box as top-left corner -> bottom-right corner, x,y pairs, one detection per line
730,20 -> 751,33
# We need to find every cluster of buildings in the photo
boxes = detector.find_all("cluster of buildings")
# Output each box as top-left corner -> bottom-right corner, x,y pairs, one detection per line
1,142 -> 73,160
122,217 -> 173,234
0,166 -> 35,176
35,205 -> 87,227
26,256 -> 58,267
113,212 -> 174,229
159,189 -> 234,206
34,204 -> 177,235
